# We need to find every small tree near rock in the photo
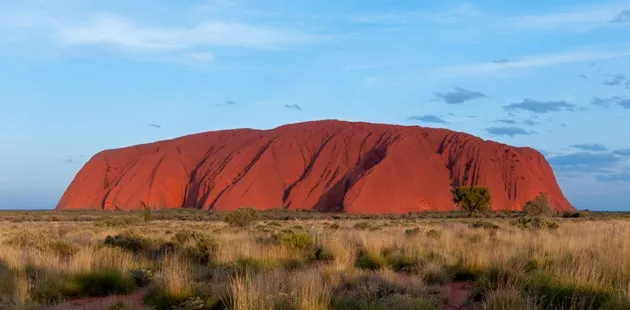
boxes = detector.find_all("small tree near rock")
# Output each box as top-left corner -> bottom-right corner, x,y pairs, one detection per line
451,186 -> 492,216
139,201 -> 152,223
522,193 -> 554,217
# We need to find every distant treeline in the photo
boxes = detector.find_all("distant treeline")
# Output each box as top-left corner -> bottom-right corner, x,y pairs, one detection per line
0,207 -> 625,223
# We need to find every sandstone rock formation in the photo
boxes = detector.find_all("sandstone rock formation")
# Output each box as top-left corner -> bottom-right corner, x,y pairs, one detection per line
56,120 -> 574,213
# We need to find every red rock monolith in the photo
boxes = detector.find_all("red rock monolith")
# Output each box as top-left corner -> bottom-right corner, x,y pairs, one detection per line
56,120 -> 574,213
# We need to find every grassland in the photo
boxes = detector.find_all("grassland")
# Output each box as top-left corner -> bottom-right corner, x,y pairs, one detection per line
0,209 -> 629,309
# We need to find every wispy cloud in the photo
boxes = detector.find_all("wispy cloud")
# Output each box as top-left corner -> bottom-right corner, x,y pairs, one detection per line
408,115 -> 448,124
485,126 -> 534,137
595,96 -> 630,109
0,1 -> 333,58
342,60 -> 399,71
610,10 -> 630,23
58,158 -> 81,164
504,99 -> 575,114
186,52 -> 214,62
433,87 -> 487,104
493,58 -> 510,64
348,4 -> 480,26
603,74 -> 626,86
596,171 -> 630,182
549,152 -> 623,174
571,143 -> 608,152
54,15 -> 328,51
441,49 -> 630,76
592,96 -> 625,107
613,149 -> 630,156
349,2 -> 630,35
217,100 -> 236,106
284,104 -> 302,111
523,119 -> 540,126
363,76 -> 378,85
497,2 -> 630,33
495,119 -> 516,125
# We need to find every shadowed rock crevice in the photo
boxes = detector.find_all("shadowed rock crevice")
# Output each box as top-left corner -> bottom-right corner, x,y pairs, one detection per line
312,144 -> 390,212
282,129 -> 345,209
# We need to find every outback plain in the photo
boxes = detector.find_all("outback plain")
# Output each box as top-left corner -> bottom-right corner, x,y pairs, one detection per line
1,208 -> 629,310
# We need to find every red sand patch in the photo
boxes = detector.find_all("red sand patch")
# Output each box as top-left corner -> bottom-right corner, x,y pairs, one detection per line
49,288 -> 147,310
442,281 -> 474,310
56,120 -> 573,213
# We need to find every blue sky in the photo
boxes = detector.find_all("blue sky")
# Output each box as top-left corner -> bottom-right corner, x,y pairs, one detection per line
1,0 -> 629,210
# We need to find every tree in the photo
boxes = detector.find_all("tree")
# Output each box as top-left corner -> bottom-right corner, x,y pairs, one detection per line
451,186 -> 492,216
522,193 -> 554,217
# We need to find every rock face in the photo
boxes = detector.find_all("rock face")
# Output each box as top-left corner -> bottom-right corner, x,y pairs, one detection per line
56,120 -> 574,213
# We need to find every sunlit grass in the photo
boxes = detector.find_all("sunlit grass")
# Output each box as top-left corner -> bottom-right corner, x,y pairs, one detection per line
0,216 -> 628,309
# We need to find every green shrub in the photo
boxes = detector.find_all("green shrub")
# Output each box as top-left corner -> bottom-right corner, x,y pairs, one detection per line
282,257 -> 308,270
524,272 -> 622,309
104,232 -> 154,254
94,216 -> 139,227
562,210 -> 590,218
450,263 -> 483,281
421,264 -> 450,285
230,257 -> 277,274
470,221 -> 500,230
515,217 -> 561,230
275,231 -> 314,251
404,227 -> 422,237
333,273 -> 435,309
3,232 -> 49,250
522,193 -> 554,217
144,284 -> 222,310
48,239 -> 80,259
313,246 -> 335,261
0,262 -> 19,306
425,229 -> 441,239
140,201 -> 153,223
355,250 -> 387,270
172,296 -> 225,310
130,268 -> 154,287
223,208 -> 259,227
29,274 -> 68,304
172,229 -> 203,244
451,186 -> 492,216
546,221 -> 560,230
353,221 -> 371,230
182,237 -> 218,265
385,253 -> 422,274
267,221 -> 282,227
63,268 -> 136,298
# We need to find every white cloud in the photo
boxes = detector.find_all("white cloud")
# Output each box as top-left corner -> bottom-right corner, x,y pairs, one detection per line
349,4 -> 481,26
186,52 -> 214,62
54,14 -> 326,50
504,2 -> 630,31
348,2 -> 630,33
364,76 -> 378,85
441,49 -> 630,76
342,60 -> 399,71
